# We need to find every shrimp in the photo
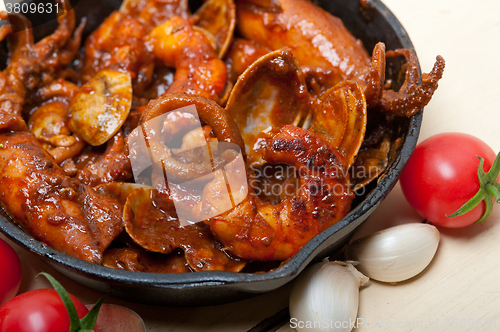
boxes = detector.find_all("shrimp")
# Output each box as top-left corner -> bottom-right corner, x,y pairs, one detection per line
79,11 -> 153,92
120,0 -> 189,32
224,38 -> 270,84
146,15 -> 228,103
204,125 -> 354,261
80,0 -> 188,92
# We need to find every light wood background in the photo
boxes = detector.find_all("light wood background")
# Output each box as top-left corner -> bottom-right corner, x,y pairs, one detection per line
2,0 -> 500,331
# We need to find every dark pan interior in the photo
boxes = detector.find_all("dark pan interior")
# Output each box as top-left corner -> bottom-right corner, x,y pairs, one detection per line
0,0 -> 422,306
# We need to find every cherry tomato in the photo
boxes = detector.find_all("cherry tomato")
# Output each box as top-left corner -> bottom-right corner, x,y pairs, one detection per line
400,133 -> 497,228
0,289 -> 98,332
0,238 -> 22,306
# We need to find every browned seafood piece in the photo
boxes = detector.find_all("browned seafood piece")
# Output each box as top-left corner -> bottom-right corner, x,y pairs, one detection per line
191,0 -> 236,58
95,182 -> 151,205
69,69 -> 132,146
146,15 -> 228,103
360,42 -> 386,108
306,81 -> 367,169
28,100 -> 87,164
28,79 -> 80,158
235,0 -> 371,78
120,0 -> 189,32
379,51 -> 445,117
76,131 -> 133,186
301,65 -> 345,98
134,92 -> 245,183
50,136 -> 87,165
350,135 -> 391,190
225,48 -> 311,165
29,101 -> 75,147
224,38 -> 270,84
58,18 -> 86,68
36,78 -> 79,102
0,132 -> 123,264
103,248 -> 191,273
80,10 -> 154,92
205,125 -> 353,261
0,2 -> 76,129
123,188 -> 246,272
235,0 -> 445,117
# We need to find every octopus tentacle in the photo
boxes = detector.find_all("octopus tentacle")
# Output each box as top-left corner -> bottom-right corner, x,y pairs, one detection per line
58,18 -> 86,67
363,42 -> 386,108
379,51 -> 445,117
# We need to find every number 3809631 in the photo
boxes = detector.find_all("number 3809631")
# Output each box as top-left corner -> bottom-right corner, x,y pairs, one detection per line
5,2 -> 59,14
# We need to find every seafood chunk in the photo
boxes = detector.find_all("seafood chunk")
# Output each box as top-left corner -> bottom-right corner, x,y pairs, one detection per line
379,50 -> 445,117
80,10 -> 154,92
235,0 -> 371,78
28,100 -> 87,164
235,0 -> 445,116
205,125 -> 353,261
146,15 -> 228,103
29,101 -> 75,147
76,131 -> 133,186
225,48 -> 310,165
123,188 -> 246,272
0,2 -> 76,129
224,38 -> 270,84
0,132 -> 123,263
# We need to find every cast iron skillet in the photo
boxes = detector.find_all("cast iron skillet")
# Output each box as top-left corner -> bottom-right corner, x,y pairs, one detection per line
0,0 -> 422,306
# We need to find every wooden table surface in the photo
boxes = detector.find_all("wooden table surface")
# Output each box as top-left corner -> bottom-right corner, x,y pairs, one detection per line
2,0 -> 500,331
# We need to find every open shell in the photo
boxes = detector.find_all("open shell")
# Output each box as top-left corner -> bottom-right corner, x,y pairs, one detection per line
191,0 -> 236,58
123,188 -> 246,272
69,69 -> 132,146
306,81 -> 367,169
225,48 -> 311,165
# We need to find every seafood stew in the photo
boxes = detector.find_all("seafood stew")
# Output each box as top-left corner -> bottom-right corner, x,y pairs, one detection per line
0,0 -> 443,305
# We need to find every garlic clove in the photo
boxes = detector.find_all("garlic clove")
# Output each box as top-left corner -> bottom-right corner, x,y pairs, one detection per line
344,223 -> 440,283
289,261 -> 368,332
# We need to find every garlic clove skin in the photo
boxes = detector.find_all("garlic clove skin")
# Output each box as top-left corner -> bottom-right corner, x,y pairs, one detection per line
289,261 -> 368,332
345,223 -> 440,283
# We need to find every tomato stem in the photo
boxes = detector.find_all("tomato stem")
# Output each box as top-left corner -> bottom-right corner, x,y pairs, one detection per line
37,273 -> 81,332
447,153 -> 500,223
37,272 -> 106,332
486,184 -> 500,202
